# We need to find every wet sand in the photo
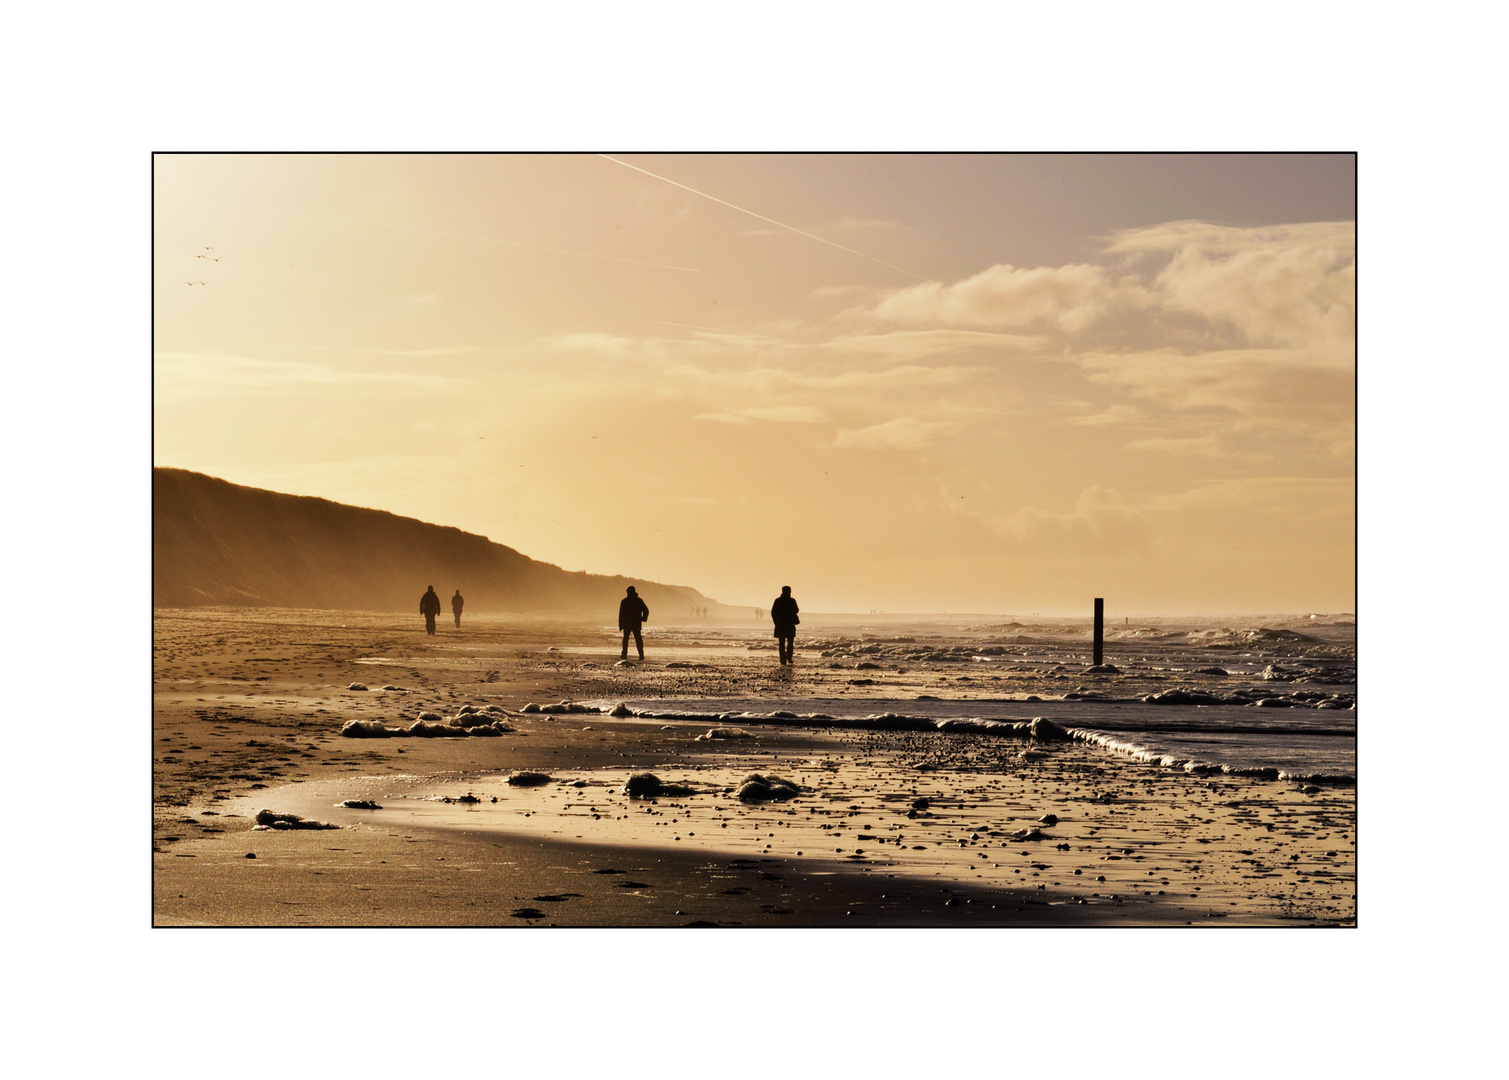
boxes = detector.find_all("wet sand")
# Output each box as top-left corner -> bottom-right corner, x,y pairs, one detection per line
153,608 -> 1355,927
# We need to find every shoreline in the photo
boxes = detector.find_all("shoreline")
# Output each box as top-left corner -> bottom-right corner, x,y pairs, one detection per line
153,608 -> 1356,927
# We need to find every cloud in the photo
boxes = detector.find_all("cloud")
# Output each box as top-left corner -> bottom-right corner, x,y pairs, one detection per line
1147,476 -> 1354,519
869,263 -> 1120,332
1079,347 -> 1355,438
549,332 -> 638,356
350,345 -> 496,356
989,486 -> 1152,556
1061,403 -> 1147,428
741,405 -> 828,422
696,405 -> 828,425
665,361 -> 976,396
822,328 -> 1046,360
1107,221 -> 1355,353
854,222 -> 1353,367
695,412 -> 753,425
832,417 -> 958,450
154,353 -> 462,401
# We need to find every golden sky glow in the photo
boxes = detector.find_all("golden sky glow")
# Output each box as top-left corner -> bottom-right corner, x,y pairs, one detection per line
154,154 -> 1355,614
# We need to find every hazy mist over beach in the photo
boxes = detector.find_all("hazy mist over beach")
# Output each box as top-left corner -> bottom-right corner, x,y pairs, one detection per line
153,154 -> 1354,616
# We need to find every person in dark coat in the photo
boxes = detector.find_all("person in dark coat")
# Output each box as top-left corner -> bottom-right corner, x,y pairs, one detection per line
420,585 -> 441,635
618,585 -> 649,660
451,589 -> 464,628
771,585 -> 799,664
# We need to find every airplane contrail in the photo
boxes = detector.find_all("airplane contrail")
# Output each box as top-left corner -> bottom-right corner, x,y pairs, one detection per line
598,154 -> 922,280
180,195 -> 700,273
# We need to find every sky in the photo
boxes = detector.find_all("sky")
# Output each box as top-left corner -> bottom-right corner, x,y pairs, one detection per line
153,153 -> 1355,615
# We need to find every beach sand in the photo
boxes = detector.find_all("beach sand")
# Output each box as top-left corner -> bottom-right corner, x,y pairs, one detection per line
152,608 -> 1355,927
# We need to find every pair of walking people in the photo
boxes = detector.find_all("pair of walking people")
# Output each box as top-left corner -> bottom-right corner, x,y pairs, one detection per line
616,584 -> 800,664
419,586 -> 465,634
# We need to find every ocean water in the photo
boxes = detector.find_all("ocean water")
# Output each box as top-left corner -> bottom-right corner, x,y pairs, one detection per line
585,614 -> 1357,784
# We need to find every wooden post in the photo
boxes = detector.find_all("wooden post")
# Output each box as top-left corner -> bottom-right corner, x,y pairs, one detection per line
1093,598 -> 1104,666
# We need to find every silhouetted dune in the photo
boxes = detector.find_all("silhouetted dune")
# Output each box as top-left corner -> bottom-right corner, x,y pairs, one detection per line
153,468 -> 725,615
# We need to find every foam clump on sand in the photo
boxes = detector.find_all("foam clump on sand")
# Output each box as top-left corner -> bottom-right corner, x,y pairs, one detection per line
255,809 -> 338,830
933,717 -> 1070,741
735,773 -> 802,802
406,719 -> 471,738
337,799 -> 381,810
451,709 -> 515,732
522,701 -> 596,714
339,713 -> 515,738
696,727 -> 754,741
621,772 -> 696,798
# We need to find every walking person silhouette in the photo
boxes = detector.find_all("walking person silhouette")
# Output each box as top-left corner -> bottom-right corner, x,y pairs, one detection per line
771,585 -> 799,664
451,589 -> 464,628
420,585 -> 441,636
618,586 -> 649,660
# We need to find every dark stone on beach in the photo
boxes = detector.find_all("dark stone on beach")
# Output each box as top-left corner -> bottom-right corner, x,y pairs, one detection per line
347,683 -> 368,691
1038,813 -> 1059,826
338,800 -> 381,810
1084,664 -> 1121,674
623,773 -> 664,797
1029,718 -> 1070,741
505,771 -> 552,786
912,798 -> 931,810
245,852 -> 256,859
735,773 -> 801,803
1144,689 -> 1224,706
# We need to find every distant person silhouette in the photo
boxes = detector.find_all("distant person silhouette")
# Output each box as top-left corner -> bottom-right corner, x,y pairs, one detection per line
618,586 -> 649,660
420,585 -> 441,636
452,589 -> 464,628
771,585 -> 799,664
